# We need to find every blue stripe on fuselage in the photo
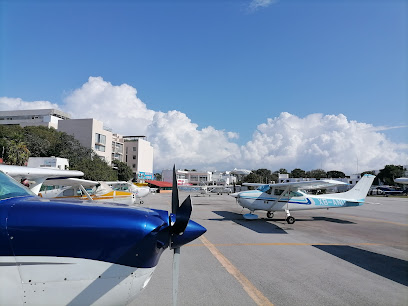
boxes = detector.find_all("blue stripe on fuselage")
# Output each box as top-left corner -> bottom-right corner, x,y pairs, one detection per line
239,192 -> 312,205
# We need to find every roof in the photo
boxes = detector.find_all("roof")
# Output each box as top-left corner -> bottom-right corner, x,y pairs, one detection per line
146,180 -> 173,188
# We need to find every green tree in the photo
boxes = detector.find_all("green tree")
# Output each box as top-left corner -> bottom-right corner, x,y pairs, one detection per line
154,173 -> 162,181
306,169 -> 327,179
326,170 -> 346,178
112,159 -> 133,181
243,169 -> 278,184
377,165 -> 405,185
1,126 -> 119,181
290,168 -> 306,178
7,140 -> 30,166
278,168 -> 288,174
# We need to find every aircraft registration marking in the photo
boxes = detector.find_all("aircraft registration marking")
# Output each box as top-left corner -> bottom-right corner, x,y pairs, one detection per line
199,236 -> 274,306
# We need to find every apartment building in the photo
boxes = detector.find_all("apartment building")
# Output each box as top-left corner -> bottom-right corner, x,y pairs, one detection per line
123,136 -> 153,181
58,118 -> 114,164
1,109 -> 154,181
0,109 -> 70,129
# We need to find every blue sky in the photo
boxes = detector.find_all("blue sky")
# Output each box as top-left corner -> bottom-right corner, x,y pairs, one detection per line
0,0 -> 407,172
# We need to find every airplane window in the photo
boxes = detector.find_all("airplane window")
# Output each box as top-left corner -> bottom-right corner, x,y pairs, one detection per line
0,172 -> 35,200
274,189 -> 284,196
257,185 -> 270,193
63,189 -> 75,197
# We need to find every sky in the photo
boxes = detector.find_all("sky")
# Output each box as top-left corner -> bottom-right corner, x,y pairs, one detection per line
0,0 -> 407,174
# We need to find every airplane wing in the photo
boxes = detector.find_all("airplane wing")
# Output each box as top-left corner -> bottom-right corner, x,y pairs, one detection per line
0,164 -> 84,179
43,177 -> 99,187
244,180 -> 347,191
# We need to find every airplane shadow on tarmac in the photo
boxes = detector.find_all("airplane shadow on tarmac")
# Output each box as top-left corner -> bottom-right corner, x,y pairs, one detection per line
314,245 -> 408,286
310,216 -> 356,224
210,211 -> 288,234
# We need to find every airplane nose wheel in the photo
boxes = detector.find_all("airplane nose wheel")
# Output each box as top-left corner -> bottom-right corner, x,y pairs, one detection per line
286,216 -> 295,224
267,211 -> 274,219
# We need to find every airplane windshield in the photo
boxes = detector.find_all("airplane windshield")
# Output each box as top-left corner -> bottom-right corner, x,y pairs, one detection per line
257,185 -> 270,193
0,172 -> 35,200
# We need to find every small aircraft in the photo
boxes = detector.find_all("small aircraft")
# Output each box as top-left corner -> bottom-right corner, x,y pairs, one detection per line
395,177 -> 408,185
0,164 -> 84,194
40,178 -> 136,205
105,181 -> 150,204
0,166 -> 206,305
231,174 -> 375,224
369,185 -> 404,196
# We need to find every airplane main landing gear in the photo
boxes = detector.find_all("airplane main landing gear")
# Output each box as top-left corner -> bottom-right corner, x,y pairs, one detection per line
286,216 -> 295,224
285,209 -> 295,224
267,211 -> 274,219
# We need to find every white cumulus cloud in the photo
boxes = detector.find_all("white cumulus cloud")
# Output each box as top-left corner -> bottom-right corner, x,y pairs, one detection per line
0,97 -> 60,111
239,113 -> 408,173
1,77 -> 407,174
63,77 -> 155,136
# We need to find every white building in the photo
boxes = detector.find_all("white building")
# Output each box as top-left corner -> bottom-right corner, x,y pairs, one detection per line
162,169 -> 237,186
27,157 -> 70,170
58,118 -> 115,164
211,171 -> 237,185
123,136 -> 154,181
0,109 -> 70,129
0,109 -> 154,182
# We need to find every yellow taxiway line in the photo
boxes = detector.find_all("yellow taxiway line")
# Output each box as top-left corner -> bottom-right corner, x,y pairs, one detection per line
200,235 -> 274,306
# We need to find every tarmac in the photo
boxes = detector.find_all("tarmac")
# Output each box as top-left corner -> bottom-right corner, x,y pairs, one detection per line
133,192 -> 408,306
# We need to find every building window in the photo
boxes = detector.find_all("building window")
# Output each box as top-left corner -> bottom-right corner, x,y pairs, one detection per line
95,144 -> 105,152
95,133 -> 106,145
133,155 -> 136,160
132,164 -> 136,168
133,147 -> 137,151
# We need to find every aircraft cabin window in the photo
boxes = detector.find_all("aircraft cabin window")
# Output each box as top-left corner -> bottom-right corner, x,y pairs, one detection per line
0,172 -> 35,200
257,185 -> 270,193
63,189 -> 75,197
274,189 -> 284,196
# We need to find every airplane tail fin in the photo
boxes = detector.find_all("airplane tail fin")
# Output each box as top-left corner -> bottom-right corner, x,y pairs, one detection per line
331,174 -> 375,201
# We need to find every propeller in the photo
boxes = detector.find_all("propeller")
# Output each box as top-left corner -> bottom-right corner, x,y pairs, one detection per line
170,165 -> 192,306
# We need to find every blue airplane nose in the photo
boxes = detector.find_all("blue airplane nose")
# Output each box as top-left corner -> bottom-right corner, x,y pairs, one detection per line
171,219 -> 207,249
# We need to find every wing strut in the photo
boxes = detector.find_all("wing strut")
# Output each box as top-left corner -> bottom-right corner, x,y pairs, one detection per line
79,184 -> 93,201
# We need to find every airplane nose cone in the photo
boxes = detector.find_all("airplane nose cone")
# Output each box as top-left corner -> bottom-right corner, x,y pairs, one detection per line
230,192 -> 240,198
171,220 -> 206,249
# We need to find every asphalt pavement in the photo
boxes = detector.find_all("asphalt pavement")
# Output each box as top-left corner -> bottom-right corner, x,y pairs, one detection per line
133,192 -> 408,306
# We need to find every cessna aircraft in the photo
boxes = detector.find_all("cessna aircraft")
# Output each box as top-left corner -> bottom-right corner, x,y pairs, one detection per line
0,164 -> 84,194
395,177 -> 408,185
40,178 -> 136,205
231,174 -> 375,224
105,181 -> 150,204
0,166 -> 206,305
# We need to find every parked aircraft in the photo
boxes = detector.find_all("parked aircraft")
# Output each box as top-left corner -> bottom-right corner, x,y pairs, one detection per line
0,164 -> 84,194
369,185 -> 404,196
231,174 -> 375,224
105,181 -> 150,204
395,177 -> 408,185
0,166 -> 206,305
40,178 -> 136,205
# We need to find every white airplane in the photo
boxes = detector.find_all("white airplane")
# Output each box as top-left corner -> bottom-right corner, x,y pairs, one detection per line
0,166 -> 206,305
0,164 -> 84,194
395,177 -> 408,185
40,178 -> 136,205
231,174 -> 376,224
105,181 -> 150,204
